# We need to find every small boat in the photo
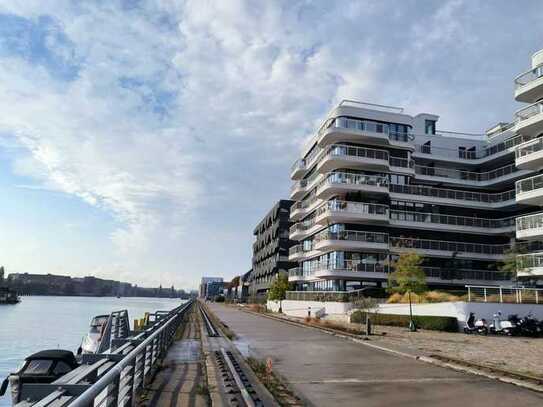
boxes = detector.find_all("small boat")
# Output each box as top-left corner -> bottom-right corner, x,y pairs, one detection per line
78,314 -> 109,354
0,350 -> 79,405
0,287 -> 19,304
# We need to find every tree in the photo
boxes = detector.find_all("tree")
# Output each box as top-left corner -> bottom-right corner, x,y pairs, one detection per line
267,273 -> 290,313
388,252 -> 427,331
499,244 -> 530,285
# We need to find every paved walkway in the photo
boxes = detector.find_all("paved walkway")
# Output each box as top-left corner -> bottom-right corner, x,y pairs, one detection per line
208,304 -> 543,407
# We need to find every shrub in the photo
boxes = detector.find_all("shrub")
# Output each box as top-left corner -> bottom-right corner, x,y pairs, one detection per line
386,290 -> 463,304
350,311 -> 458,332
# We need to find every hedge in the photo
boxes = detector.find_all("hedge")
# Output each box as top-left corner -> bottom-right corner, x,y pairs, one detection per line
350,310 -> 458,332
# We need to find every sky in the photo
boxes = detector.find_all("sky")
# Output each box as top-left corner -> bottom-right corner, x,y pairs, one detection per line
0,0 -> 542,290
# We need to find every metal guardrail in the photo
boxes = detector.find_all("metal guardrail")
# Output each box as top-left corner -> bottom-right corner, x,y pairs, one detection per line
18,300 -> 194,407
466,285 -> 543,304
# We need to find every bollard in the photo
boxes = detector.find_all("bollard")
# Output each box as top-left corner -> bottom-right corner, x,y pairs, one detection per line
307,307 -> 311,318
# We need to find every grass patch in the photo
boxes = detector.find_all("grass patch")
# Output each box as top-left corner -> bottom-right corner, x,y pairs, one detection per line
247,357 -> 303,406
387,290 -> 466,304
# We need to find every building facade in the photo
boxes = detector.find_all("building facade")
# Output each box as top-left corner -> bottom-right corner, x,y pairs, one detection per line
199,277 -> 224,299
250,200 -> 298,297
287,48 -> 543,292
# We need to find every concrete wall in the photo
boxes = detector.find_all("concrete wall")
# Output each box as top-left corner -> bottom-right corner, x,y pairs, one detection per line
267,300 -> 352,318
268,299 -> 543,330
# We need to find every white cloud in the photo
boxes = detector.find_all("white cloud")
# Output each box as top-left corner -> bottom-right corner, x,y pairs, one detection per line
0,0 -> 541,288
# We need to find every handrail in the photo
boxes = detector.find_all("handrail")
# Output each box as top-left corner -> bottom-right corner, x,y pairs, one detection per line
317,200 -> 389,216
514,65 -> 543,88
390,210 -> 515,229
25,300 -> 194,407
390,237 -> 509,254
516,211 -> 543,232
516,173 -> 543,194
314,229 -> 388,244
389,183 -> 515,204
415,162 -> 522,182
515,101 -> 543,122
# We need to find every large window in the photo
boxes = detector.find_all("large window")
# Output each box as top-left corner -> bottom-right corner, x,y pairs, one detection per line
425,120 -> 436,135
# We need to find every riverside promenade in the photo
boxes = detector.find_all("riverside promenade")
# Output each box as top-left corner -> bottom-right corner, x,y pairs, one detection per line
208,304 -> 543,407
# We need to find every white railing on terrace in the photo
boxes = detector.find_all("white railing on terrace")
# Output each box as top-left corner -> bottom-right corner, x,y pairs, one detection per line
389,184 -> 515,204
415,133 -> 532,160
514,65 -> 543,88
390,237 -> 509,255
515,101 -> 543,122
415,162 -> 520,182
516,252 -> 543,270
516,137 -> 543,159
424,268 -> 511,282
325,144 -> 389,161
390,210 -> 515,229
317,200 -> 389,217
466,285 -> 543,304
318,172 -> 388,189
516,212 -> 543,233
516,173 -> 543,195
314,229 -> 388,244
325,117 -> 414,142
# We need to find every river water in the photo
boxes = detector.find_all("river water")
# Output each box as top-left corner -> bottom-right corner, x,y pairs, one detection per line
0,296 -> 185,406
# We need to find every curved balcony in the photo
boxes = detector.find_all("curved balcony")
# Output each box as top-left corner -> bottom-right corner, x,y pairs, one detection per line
289,219 -> 323,241
389,184 -> 516,209
516,212 -> 543,240
516,252 -> 543,278
514,65 -> 543,103
290,179 -> 308,200
390,237 -> 508,260
389,210 -> 515,235
515,137 -> 543,170
307,261 -> 389,281
316,144 -> 390,173
290,159 -> 307,180
290,197 -> 319,221
316,172 -> 388,200
288,245 -> 306,262
313,230 -> 389,252
315,200 -> 389,225
415,163 -> 531,187
515,102 -> 543,136
317,117 -> 414,149
516,174 -> 543,206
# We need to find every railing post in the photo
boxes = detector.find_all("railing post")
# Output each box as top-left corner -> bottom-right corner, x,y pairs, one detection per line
536,290 -> 539,304
484,288 -> 487,302
499,287 -> 503,303
467,286 -> 471,302
519,289 -> 523,304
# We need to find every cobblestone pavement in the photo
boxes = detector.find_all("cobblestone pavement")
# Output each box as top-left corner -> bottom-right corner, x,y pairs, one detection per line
366,324 -> 543,377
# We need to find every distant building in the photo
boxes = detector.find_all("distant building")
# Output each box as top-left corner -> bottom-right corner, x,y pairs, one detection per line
199,277 -> 223,298
250,200 -> 298,298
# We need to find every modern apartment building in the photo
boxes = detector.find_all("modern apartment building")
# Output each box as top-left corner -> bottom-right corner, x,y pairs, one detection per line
288,48 -> 543,292
250,200 -> 298,297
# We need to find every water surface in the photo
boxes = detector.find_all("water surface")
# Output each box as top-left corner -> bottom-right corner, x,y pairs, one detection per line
0,296 -> 184,406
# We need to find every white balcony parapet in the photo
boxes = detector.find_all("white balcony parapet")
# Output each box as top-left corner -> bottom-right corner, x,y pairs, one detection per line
389,184 -> 515,207
313,229 -> 388,252
516,252 -> 543,277
516,173 -> 543,205
516,212 -> 543,240
515,137 -> 543,170
514,65 -> 543,103
515,102 -> 543,136
390,237 -> 509,258
390,210 -> 515,234
316,172 -> 388,199
290,159 -> 307,179
316,200 -> 389,224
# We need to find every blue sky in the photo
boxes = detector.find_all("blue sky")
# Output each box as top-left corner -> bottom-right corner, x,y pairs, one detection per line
0,0 -> 542,289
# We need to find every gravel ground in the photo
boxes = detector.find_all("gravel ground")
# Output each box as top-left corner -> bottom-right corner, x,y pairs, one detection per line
357,323 -> 543,377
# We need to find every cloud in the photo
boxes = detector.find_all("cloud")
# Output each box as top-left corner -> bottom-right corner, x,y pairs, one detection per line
0,0 -> 542,288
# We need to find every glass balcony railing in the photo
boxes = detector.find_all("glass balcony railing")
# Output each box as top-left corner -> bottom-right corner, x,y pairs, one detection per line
314,230 -> 388,244
292,195 -> 318,212
415,162 -> 520,182
389,157 -> 414,168
288,244 -> 311,256
389,184 -> 515,204
318,172 -> 388,189
516,174 -> 543,195
516,102 -> 543,123
324,144 -> 389,161
290,159 -> 306,174
317,200 -> 389,217
415,133 -> 532,160
390,237 -> 509,255
516,137 -> 543,159
423,267 -> 511,281
326,117 -> 414,142
390,210 -> 515,229
515,66 -> 543,89
516,212 -> 543,234
289,218 -> 316,235
517,252 -> 543,270
301,260 -> 388,275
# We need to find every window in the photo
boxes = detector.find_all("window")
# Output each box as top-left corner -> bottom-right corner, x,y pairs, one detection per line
24,360 -> 53,375
425,120 -> 436,135
53,361 -> 73,376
